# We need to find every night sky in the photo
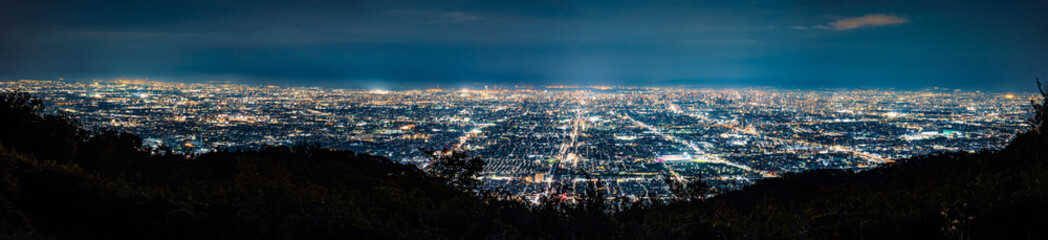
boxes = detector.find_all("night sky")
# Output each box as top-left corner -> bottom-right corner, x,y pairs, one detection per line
2,0 -> 1046,91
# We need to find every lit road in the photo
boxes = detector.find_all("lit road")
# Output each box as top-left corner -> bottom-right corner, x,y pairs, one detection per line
618,111 -> 763,178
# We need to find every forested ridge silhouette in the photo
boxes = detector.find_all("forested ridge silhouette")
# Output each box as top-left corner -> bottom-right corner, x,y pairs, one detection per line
0,79 -> 1046,239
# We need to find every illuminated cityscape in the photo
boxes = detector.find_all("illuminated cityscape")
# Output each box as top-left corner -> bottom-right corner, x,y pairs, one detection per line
3,0 -> 1048,237
2,79 -> 1031,200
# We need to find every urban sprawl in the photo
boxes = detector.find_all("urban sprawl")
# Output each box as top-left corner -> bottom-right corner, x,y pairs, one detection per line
1,80 -> 1033,202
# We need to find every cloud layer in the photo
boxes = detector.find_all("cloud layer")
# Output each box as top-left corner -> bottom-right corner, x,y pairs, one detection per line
1,1 -> 1045,91
830,14 -> 909,30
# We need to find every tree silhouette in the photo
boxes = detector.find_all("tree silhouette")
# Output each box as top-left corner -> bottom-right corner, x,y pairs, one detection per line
419,148 -> 486,190
664,175 -> 711,200
0,91 -> 82,163
574,170 -> 607,212
1028,77 -> 1048,132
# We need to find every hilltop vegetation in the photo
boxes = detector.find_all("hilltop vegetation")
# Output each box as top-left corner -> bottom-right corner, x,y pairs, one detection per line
0,80 -> 1046,239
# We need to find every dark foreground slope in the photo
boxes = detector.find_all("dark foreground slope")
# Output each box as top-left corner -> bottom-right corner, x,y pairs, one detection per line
1,88 -> 1047,239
